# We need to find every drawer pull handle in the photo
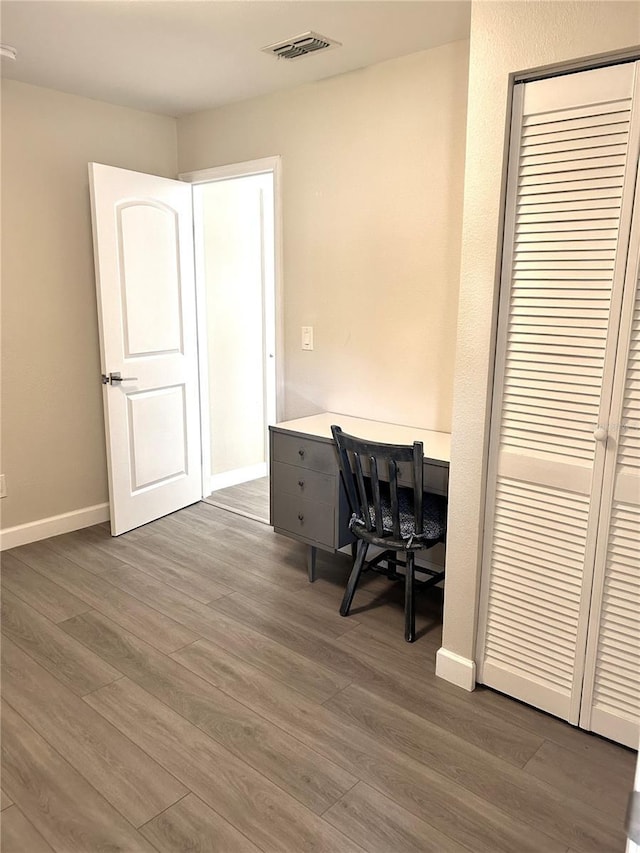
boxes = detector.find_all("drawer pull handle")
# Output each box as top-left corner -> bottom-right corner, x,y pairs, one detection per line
298,480 -> 305,488
297,513 -> 304,522
298,448 -> 305,457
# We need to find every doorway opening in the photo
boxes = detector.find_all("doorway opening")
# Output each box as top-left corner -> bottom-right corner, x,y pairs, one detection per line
184,158 -> 282,524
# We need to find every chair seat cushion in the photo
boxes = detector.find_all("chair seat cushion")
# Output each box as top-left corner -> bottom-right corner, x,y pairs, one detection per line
350,486 -> 447,546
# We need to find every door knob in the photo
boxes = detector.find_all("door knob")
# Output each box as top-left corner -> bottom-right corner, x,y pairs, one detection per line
593,427 -> 607,442
101,372 -> 139,385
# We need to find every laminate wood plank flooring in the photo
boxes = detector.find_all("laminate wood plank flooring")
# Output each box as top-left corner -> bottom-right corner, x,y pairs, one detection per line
140,793 -> 262,853
170,637 -> 566,853
323,782 -> 470,853
79,559 -> 351,703
1,590 -> 121,696
12,541 -> 199,654
0,552 -> 90,623
523,739 -> 631,823
1,501 -> 635,853
85,678 -> 366,853
205,475 -> 270,522
73,525 -> 235,603
2,637 -> 187,826
44,528 -> 134,574
325,684 -> 620,852
145,513 -> 311,590
61,609 -> 357,814
136,530 -> 308,600
208,591 -> 545,767
1,805 -> 56,853
1,701 -> 158,852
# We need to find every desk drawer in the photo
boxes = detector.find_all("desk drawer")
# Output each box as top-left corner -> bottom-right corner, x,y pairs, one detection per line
424,462 -> 449,496
271,492 -> 334,547
271,431 -> 336,474
272,462 -> 335,505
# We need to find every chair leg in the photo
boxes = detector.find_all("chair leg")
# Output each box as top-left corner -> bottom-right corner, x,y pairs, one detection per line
340,539 -> 369,617
404,550 -> 415,643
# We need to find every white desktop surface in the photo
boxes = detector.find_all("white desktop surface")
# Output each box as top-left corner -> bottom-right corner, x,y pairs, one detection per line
273,412 -> 451,465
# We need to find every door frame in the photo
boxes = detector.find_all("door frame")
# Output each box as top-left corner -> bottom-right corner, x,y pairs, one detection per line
179,156 -> 284,499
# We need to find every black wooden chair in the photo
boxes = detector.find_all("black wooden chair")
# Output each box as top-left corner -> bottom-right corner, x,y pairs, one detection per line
331,424 -> 447,642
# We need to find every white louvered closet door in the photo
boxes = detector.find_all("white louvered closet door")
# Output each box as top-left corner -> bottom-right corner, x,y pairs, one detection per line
580,170 -> 640,749
478,61 -> 640,726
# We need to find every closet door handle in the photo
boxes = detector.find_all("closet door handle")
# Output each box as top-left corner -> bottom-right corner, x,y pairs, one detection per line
593,427 -> 607,442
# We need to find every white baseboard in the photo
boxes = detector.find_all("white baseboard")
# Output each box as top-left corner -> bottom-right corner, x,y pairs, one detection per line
0,503 -> 110,551
208,462 -> 267,494
436,647 -> 476,691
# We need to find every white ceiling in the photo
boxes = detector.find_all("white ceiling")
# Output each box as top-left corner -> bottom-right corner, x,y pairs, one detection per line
0,1 -> 471,117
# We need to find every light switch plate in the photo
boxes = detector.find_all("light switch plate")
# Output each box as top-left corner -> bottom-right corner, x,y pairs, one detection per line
302,326 -> 314,350
0,474 -> 6,498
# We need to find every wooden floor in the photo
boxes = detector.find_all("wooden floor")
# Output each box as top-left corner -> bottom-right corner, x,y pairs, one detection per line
205,477 -> 269,523
1,502 -> 635,853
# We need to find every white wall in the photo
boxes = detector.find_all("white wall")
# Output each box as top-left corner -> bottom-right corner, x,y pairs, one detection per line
199,176 -> 270,479
439,0 -> 640,686
0,80 -> 177,534
178,41 -> 470,433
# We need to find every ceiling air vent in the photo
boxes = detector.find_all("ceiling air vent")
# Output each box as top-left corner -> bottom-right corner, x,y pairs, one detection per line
261,31 -> 341,61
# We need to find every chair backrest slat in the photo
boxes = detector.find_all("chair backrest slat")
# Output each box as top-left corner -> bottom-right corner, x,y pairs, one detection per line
370,456 -> 384,536
331,425 -> 424,541
389,459 -> 401,539
352,451 -> 373,532
413,453 -> 423,535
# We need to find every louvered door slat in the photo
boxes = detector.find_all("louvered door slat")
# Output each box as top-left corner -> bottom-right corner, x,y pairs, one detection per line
522,101 -> 629,126
479,61 -> 638,727
521,144 -> 628,165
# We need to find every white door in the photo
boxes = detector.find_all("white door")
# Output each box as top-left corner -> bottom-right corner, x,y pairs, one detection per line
477,62 -> 640,724
579,168 -> 640,749
89,163 -> 202,535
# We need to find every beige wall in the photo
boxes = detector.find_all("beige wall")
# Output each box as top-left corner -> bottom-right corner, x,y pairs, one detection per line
441,1 -> 640,675
178,41 -> 469,432
1,80 -> 177,530
2,43 -> 468,535
200,177 -> 269,477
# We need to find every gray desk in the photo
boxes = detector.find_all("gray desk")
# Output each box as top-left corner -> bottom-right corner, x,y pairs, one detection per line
269,412 -> 451,581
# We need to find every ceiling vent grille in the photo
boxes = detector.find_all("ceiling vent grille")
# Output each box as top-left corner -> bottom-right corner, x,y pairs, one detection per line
261,31 -> 341,61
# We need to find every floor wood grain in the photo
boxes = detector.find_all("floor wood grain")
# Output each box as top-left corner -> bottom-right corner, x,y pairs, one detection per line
1,590 -> 121,696
11,541 -> 199,653
1,552 -> 90,623
62,609 -> 357,814
0,804 -> 56,853
85,677 -> 366,853
139,792 -> 262,853
205,475 -> 270,522
325,683 -> 623,852
170,638 -> 569,853
323,781 -> 470,853
1,701 -> 158,852
2,501 -> 635,853
208,590 -> 544,767
75,525 -> 235,603
87,559 -> 350,703
43,528 -> 132,574
2,637 -> 187,827
524,739 -> 631,823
